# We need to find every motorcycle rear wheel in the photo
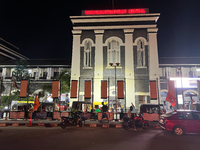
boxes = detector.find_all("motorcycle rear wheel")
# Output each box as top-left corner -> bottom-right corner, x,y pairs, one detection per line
123,121 -> 130,130
79,121 -> 82,127
60,123 -> 67,129
142,122 -> 149,129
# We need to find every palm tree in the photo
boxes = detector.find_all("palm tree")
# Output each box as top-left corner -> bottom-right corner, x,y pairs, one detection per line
40,69 -> 70,96
55,69 -> 71,94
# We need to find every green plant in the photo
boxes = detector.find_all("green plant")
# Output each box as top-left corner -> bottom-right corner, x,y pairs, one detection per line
12,59 -> 30,81
0,91 -> 34,106
55,69 -> 71,93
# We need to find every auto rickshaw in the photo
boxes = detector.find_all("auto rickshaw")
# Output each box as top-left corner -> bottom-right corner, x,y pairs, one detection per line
139,104 -> 164,121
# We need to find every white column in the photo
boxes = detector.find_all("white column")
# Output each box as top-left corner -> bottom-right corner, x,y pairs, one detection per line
2,68 -> 6,78
94,30 -> 104,102
35,67 -> 39,80
47,68 -> 52,80
148,28 -> 159,80
70,30 -> 82,106
148,28 -> 160,102
124,29 -> 135,110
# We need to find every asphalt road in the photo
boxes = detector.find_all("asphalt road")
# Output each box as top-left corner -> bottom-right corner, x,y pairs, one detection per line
0,126 -> 200,150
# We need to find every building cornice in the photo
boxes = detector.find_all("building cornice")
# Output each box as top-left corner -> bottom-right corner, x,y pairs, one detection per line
73,25 -> 157,30
72,30 -> 82,35
71,16 -> 159,24
70,13 -> 160,19
94,30 -> 104,34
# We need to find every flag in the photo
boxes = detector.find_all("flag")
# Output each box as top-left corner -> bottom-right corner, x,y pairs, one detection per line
191,99 -> 195,110
166,92 -> 177,107
33,95 -> 40,112
165,80 -> 177,107
191,99 -> 195,103
13,80 -> 18,89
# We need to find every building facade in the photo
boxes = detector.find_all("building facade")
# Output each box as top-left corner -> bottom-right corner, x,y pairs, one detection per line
0,38 -> 71,102
70,9 -> 160,111
159,57 -> 200,110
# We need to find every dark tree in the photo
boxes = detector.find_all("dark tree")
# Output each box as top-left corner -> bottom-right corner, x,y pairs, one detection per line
12,59 -> 30,81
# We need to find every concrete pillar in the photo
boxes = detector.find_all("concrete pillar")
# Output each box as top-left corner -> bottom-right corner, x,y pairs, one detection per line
35,67 -> 39,80
148,28 -> 159,80
47,68 -> 52,80
124,29 -> 135,111
148,28 -> 160,103
94,30 -> 104,102
2,68 -> 6,79
70,30 -> 82,106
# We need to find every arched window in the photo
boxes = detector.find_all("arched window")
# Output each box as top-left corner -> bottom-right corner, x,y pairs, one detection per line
137,39 -> 145,67
84,40 -> 92,67
108,40 -> 120,66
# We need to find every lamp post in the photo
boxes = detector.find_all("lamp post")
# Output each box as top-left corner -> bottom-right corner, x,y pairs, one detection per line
109,62 -> 120,120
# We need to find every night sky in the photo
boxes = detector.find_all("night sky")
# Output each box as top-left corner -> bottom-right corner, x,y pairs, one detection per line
0,0 -> 200,59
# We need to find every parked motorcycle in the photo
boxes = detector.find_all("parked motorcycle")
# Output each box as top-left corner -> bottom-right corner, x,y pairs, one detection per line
122,114 -> 149,130
60,113 -> 82,129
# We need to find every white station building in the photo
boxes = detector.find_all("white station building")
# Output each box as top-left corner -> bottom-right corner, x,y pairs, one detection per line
69,8 -> 160,112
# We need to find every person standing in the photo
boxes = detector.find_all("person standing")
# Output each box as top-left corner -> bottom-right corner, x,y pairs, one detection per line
95,106 -> 101,120
101,102 -> 108,119
127,103 -> 137,131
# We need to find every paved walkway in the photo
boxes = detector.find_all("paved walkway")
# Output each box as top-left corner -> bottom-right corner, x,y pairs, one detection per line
0,118 -> 160,128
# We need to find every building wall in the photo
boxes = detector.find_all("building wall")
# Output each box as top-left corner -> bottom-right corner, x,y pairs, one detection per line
159,66 -> 200,110
70,13 -> 160,111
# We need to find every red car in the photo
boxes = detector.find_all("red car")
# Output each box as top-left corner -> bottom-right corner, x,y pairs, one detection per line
159,110 -> 200,135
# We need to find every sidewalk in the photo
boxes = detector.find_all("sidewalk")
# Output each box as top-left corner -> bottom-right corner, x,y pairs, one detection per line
0,119 -> 160,129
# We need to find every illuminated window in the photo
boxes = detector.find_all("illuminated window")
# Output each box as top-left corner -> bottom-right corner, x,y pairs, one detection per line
159,68 -> 166,77
139,96 -> 145,104
137,39 -> 145,67
108,40 -> 120,66
84,40 -> 92,67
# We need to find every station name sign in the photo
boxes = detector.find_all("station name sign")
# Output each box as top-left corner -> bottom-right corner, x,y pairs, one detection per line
82,8 -> 148,15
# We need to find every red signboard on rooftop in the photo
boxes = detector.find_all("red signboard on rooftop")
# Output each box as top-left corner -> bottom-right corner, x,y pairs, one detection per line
82,8 -> 148,15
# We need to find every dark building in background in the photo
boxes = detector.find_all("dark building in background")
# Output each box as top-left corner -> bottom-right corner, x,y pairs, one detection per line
0,38 -> 70,102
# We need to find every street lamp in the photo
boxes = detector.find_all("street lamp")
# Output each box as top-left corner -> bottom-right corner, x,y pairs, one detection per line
109,62 -> 120,120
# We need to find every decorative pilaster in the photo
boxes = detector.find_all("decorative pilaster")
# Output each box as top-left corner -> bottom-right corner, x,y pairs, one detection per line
70,30 -> 82,105
147,28 -> 160,103
124,29 -> 135,110
71,30 -> 82,80
94,30 -> 104,102
147,28 -> 159,80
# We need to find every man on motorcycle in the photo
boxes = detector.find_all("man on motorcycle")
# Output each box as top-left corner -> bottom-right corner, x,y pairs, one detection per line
127,103 -> 137,131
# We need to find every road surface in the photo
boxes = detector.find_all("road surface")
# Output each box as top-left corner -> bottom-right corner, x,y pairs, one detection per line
0,126 -> 200,150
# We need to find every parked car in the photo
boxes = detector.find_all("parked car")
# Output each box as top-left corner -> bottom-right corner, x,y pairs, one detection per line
159,110 -> 200,135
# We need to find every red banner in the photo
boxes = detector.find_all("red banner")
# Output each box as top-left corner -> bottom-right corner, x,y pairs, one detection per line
150,81 -> 157,99
101,81 -> 107,99
70,80 -> 78,98
117,81 -> 124,99
52,81 -> 59,98
84,81 -> 91,98
20,80 -> 28,98
168,80 -> 176,98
